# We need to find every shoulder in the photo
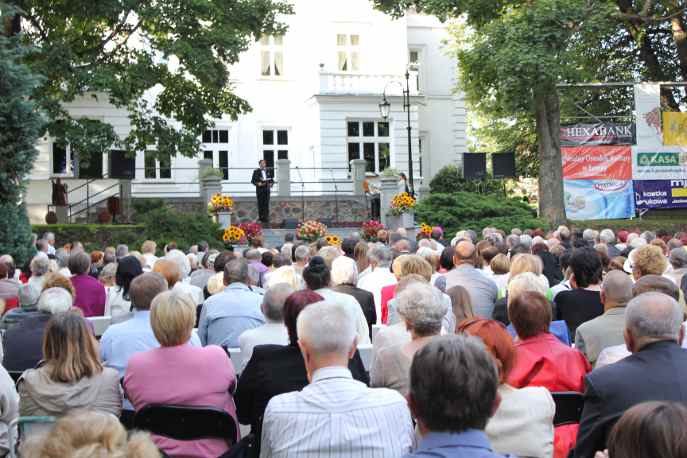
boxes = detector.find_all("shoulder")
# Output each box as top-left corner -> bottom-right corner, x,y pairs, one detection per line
505,385 -> 554,411
364,385 -> 410,408
99,367 -> 121,384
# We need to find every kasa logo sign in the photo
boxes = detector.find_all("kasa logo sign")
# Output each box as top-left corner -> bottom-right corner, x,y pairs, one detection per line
637,152 -> 683,166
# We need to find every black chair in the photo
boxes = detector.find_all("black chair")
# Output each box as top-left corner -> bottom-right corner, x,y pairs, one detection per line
133,404 -> 238,445
552,391 -> 584,426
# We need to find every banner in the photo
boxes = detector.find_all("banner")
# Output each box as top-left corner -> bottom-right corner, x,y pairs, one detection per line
634,84 -> 663,147
632,148 -> 687,180
564,179 -> 635,220
562,146 -> 632,180
560,123 -> 635,146
634,179 -> 687,209
662,112 -> 687,146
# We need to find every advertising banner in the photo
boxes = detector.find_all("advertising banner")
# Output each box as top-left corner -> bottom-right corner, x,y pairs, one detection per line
662,112 -> 687,146
634,179 -> 687,209
634,84 -> 663,147
632,148 -> 687,180
562,146 -> 632,180
560,123 -> 635,146
564,179 -> 635,220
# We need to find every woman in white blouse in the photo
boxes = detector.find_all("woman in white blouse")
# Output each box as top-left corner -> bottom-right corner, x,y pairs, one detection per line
104,256 -> 143,317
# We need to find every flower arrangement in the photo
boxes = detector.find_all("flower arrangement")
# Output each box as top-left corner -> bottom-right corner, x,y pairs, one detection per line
208,193 -> 234,213
361,220 -> 386,242
325,234 -> 342,246
389,192 -> 416,216
238,222 -> 263,242
222,225 -> 246,244
297,220 -> 328,242
419,223 -> 432,237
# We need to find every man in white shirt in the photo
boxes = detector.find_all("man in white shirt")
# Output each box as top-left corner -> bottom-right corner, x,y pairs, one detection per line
357,246 -> 396,322
238,282 -> 293,369
261,301 -> 415,458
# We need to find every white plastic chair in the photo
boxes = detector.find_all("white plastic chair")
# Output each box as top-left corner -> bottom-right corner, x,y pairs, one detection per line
87,316 -> 112,337
372,324 -> 386,344
357,343 -> 373,372
227,348 -> 243,376
8,416 -> 56,458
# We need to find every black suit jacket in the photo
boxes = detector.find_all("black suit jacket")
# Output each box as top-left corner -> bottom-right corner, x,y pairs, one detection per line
234,344 -> 369,432
574,340 -> 687,457
332,284 -> 376,337
251,168 -> 273,188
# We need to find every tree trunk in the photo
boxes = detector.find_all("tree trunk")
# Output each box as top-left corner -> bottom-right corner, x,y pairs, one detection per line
535,88 -> 566,226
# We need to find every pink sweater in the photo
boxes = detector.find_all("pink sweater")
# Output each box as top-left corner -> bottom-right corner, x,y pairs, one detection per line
124,344 -> 237,458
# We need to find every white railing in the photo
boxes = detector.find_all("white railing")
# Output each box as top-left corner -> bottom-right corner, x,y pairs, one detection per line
318,71 -> 419,96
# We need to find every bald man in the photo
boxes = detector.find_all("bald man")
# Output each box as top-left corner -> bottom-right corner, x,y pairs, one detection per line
575,270 -> 633,366
443,240 -> 498,318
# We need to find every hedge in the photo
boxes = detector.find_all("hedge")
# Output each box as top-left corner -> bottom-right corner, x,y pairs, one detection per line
32,224 -> 146,253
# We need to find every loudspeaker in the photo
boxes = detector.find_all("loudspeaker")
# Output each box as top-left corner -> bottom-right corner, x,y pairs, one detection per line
76,153 -> 103,179
463,153 -> 486,179
282,218 -> 299,229
492,152 -> 516,178
109,150 -> 136,179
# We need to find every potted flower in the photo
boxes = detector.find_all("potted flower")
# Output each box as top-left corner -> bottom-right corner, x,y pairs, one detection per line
297,220 -> 328,243
325,234 -> 342,247
238,222 -> 263,245
208,193 -> 234,229
222,225 -> 246,250
387,192 -> 416,230
361,220 -> 385,242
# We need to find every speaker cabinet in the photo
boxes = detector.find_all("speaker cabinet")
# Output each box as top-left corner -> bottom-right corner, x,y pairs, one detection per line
463,153 -> 486,179
492,152 -> 516,178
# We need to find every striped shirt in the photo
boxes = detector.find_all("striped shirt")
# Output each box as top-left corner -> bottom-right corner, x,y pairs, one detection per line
260,366 -> 415,458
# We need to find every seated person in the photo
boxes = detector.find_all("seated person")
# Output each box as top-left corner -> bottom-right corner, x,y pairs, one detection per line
0,284 -> 41,332
0,366 -> 18,457
18,312 -> 121,417
124,290 -> 238,458
104,255 -> 143,318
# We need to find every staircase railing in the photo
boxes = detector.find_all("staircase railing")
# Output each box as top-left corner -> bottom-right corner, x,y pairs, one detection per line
47,174 -> 121,223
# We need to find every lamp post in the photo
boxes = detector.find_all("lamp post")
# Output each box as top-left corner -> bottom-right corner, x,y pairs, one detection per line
379,70 -> 414,196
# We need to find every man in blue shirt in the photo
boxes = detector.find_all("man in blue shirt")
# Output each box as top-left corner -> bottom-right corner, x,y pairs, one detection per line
198,258 -> 265,348
404,335 -> 515,458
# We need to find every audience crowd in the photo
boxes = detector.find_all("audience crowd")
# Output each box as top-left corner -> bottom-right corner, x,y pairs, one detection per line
0,225 -> 686,457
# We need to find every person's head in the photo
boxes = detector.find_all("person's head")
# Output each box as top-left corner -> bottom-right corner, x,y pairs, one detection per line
261,251 -> 274,269
150,290 -> 196,347
259,159 -> 266,169
633,274 -> 680,301
30,256 -> 50,277
43,312 -> 102,383
129,272 -> 168,311
294,244 -> 310,265
490,253 -> 510,275
115,255 -> 144,298
141,240 -> 157,255
341,238 -> 357,258
398,255 -> 433,282
302,256 -> 330,290
283,290 -> 324,345
224,258 -> 250,286
569,247 -> 603,288
297,301 -> 357,380
509,253 -> 543,277
368,246 -> 393,269
317,246 -> 341,269
447,285 -> 474,325
669,247 -> 687,270
453,241 -> 477,267
98,262 -> 117,287
506,271 -> 548,306
609,256 -> 627,272
37,287 -> 73,314
42,272 -> 75,298
508,291 -> 552,340
439,246 -> 455,271
213,251 -> 235,273
115,244 -> 129,259
599,228 -> 615,245
331,256 -> 358,286
457,318 -> 515,383
606,401 -> 687,458
67,250 -> 91,276
408,335 -> 499,435
152,259 -> 182,288
632,245 -> 668,280
601,270 -> 634,309
35,239 -> 49,253
651,238 -> 669,256
165,249 -> 191,279
624,292 -> 683,353
266,266 -> 302,290
262,283 -> 295,323
397,282 -> 446,337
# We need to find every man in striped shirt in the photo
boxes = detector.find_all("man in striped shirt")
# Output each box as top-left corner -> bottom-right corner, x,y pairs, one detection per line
260,301 -> 415,458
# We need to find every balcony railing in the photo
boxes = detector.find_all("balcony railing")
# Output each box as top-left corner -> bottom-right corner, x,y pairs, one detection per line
318,71 -> 419,96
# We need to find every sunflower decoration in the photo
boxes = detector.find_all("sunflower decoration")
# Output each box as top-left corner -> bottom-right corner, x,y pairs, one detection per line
389,192 -> 416,216
208,193 -> 234,213
222,225 -> 246,244
325,234 -> 342,246
420,223 -> 432,236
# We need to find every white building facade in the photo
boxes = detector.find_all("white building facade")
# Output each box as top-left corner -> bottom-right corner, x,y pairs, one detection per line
24,1 -> 467,223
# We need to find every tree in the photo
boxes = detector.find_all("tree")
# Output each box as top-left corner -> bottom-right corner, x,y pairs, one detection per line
0,28 -> 45,264
9,0 -> 293,162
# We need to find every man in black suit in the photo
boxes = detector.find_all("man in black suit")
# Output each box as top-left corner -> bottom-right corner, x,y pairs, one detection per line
574,291 -> 687,458
251,160 -> 273,224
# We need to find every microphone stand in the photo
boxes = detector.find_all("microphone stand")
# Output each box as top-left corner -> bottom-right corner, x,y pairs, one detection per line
295,166 -> 305,222
329,168 -> 339,225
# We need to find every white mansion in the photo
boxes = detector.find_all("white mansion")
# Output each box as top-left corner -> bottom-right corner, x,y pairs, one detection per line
24,0 -> 467,223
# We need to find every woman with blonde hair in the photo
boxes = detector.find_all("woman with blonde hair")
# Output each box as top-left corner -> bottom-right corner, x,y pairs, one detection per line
21,409 -> 160,458
41,272 -> 75,298
446,285 -> 474,328
18,312 -> 121,417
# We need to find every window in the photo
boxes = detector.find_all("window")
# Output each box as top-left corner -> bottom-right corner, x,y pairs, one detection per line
336,34 -> 360,72
201,128 -> 230,180
409,48 -> 422,91
52,142 -> 72,176
346,121 -> 390,173
261,128 -> 289,170
260,35 -> 284,77
143,151 -> 171,180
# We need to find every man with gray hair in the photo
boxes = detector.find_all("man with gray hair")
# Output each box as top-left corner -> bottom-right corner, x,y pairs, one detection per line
238,282 -> 293,368
0,284 -> 41,332
261,301 -> 414,458
198,258 -> 265,348
43,232 -> 56,256
599,229 -> 620,257
331,256 -> 376,336
575,292 -> 687,458
115,244 -> 129,260
403,335 -> 514,458
357,245 -> 396,322
292,244 -> 310,277
575,270 -> 634,365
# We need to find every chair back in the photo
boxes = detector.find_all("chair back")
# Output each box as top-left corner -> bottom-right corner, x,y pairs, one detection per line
357,343 -> 373,372
225,347 -> 243,375
87,316 -> 112,337
552,391 -> 584,426
371,324 -> 385,344
134,404 -> 237,443
8,416 -> 57,458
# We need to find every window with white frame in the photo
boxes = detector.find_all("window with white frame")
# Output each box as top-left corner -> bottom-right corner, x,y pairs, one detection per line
336,34 -> 360,72
261,128 -> 289,171
260,35 -> 284,77
202,128 -> 230,180
143,151 -> 171,180
51,142 -> 73,176
346,120 -> 390,173
409,48 -> 422,90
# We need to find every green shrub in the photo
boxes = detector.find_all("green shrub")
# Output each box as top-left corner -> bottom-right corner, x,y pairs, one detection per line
32,224 -> 145,252
415,191 -> 548,236
429,165 -> 504,194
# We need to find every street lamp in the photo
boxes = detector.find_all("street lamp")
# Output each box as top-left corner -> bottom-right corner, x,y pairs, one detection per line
379,70 -> 414,196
